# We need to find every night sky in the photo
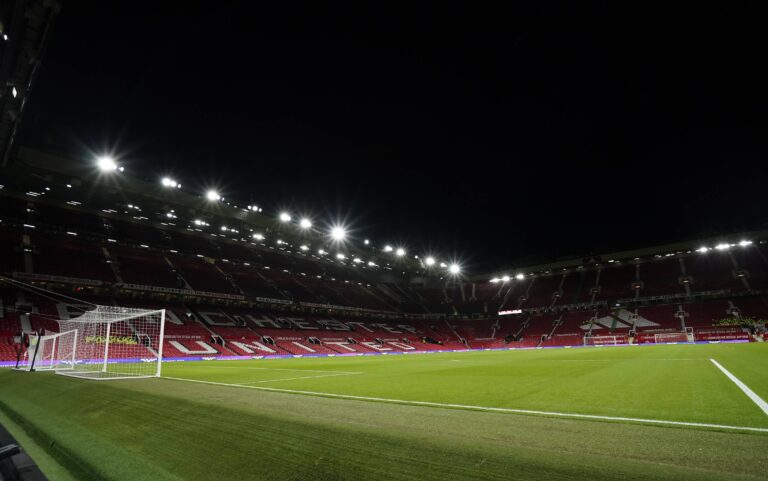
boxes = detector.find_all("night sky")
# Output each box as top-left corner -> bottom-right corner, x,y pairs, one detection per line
17,2 -> 768,273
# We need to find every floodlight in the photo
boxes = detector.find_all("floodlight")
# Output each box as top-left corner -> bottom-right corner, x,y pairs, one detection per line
318,249 -> 326,255
696,247 -> 709,253
279,212 -> 291,222
300,245 -> 309,251
739,240 -> 753,246
252,233 -> 264,240
425,256 -> 436,266
395,248 -> 405,257
353,258 -> 363,264
449,264 -> 461,275
206,190 -> 221,201
440,262 -> 447,268
161,177 -> 178,188
336,253 -> 346,260
502,275 -> 511,282
364,239 -> 370,245
330,226 -> 347,241
383,245 -> 393,252
515,274 -> 525,280
715,243 -> 730,250
299,218 -> 312,229
490,278 -> 500,283
96,156 -> 118,172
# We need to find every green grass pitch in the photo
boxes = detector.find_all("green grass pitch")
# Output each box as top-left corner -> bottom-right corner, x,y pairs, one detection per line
1,343 -> 767,480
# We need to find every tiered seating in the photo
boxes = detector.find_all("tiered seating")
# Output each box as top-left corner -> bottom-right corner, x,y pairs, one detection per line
684,253 -> 740,292
595,264 -> 636,301
31,235 -> 115,282
109,246 -> 181,288
171,255 -> 237,293
522,275 -> 562,309
639,258 -> 683,296
0,229 -> 24,274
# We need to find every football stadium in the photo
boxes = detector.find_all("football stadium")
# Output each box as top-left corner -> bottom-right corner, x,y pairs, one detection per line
1,2 -> 768,481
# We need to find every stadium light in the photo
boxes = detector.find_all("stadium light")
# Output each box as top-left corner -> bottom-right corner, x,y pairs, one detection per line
696,246 -> 710,253
96,156 -> 118,172
383,245 -> 393,252
739,240 -> 753,246
502,275 -> 511,282
364,239 -> 370,245
300,245 -> 309,251
395,248 -> 406,257
448,264 -> 461,275
161,177 -> 179,188
252,233 -> 264,240
318,249 -> 326,255
490,278 -> 499,283
368,261 -> 376,266
515,273 -> 525,280
715,243 -> 731,251
279,212 -> 292,222
353,258 -> 363,264
336,253 -> 346,260
299,218 -> 312,229
330,226 -> 347,241
425,256 -> 436,266
206,190 -> 221,201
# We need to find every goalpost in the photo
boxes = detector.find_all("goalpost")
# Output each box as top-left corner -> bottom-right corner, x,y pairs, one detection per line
53,305 -> 166,380
584,335 -> 627,346
653,332 -> 689,344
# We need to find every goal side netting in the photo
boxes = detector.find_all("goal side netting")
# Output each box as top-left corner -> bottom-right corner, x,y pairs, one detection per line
55,306 -> 166,380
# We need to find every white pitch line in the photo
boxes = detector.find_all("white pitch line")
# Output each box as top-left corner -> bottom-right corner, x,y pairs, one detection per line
240,372 -> 362,385
710,359 -> 768,416
162,376 -> 768,433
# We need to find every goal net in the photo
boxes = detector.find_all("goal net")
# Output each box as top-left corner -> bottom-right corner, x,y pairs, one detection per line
653,332 -> 689,344
584,335 -> 627,346
55,305 -> 166,380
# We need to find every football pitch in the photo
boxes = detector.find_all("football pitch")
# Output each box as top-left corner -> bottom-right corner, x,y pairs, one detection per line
1,343 -> 767,480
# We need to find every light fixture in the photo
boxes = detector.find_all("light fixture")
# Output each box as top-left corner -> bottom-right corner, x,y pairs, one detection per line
279,212 -> 292,222
364,239 -> 370,245
395,248 -> 405,257
96,156 -> 118,172
383,245 -> 393,252
252,233 -> 264,240
206,190 -> 221,201
161,177 -> 179,188
425,256 -> 436,266
515,274 -> 525,280
336,253 -> 346,260
300,245 -> 309,251
502,275 -> 511,282
330,226 -> 347,241
299,218 -> 312,229
449,264 -> 461,275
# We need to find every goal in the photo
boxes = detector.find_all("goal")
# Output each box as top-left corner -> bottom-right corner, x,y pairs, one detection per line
584,335 -> 627,346
54,305 -> 166,380
653,332 -> 689,344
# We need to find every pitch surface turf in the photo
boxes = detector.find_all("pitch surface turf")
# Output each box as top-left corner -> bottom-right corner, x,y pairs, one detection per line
1,343 -> 767,480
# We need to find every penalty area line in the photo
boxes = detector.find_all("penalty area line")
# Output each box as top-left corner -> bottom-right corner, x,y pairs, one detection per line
710,359 -> 768,416
162,376 -> 768,434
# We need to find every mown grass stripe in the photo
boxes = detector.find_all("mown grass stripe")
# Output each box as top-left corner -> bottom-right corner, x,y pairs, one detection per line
162,376 -> 768,434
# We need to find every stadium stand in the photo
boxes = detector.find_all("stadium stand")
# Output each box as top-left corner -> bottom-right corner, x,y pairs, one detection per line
0,153 -> 767,361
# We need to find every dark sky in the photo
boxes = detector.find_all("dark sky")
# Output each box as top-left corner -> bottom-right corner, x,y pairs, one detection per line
18,1 -> 768,273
